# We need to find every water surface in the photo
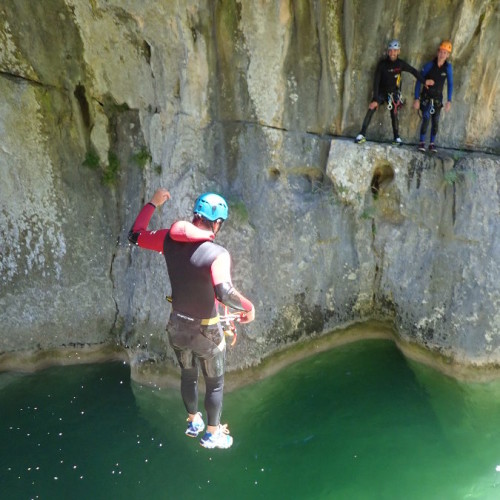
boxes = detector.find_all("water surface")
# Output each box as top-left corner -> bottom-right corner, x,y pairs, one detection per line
1,340 -> 500,499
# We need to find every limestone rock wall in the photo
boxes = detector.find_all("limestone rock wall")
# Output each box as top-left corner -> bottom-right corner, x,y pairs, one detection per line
1,0 -> 499,371
327,141 -> 500,365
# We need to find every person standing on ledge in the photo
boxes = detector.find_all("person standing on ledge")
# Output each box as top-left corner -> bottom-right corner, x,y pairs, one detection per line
355,39 -> 434,146
414,40 -> 454,153
128,188 -> 255,449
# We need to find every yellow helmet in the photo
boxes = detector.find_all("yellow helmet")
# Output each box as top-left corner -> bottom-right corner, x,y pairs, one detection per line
439,40 -> 452,53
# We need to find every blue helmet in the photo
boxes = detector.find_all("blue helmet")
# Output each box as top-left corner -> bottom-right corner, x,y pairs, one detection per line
193,192 -> 229,221
388,39 -> 400,50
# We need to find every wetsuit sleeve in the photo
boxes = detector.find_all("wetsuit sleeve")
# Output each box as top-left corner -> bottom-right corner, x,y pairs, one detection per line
414,61 -> 433,99
447,64 -> 453,102
211,253 -> 254,313
169,221 -> 215,242
414,76 -> 421,100
214,282 -> 255,313
401,59 -> 427,85
372,60 -> 383,100
128,202 -> 168,253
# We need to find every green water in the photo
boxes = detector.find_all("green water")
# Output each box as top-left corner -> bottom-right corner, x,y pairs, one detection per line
1,340 -> 500,500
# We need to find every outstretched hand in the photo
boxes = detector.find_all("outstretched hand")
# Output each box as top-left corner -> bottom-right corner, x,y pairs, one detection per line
239,306 -> 255,324
151,188 -> 171,208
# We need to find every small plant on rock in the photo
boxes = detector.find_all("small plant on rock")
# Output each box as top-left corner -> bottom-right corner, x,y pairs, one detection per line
132,147 -> 152,170
82,149 -> 100,170
102,151 -> 120,186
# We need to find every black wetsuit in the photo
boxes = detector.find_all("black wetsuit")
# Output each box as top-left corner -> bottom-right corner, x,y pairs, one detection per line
164,234 -> 227,320
128,203 -> 254,428
415,58 -> 453,143
360,57 -> 428,140
164,235 -> 228,426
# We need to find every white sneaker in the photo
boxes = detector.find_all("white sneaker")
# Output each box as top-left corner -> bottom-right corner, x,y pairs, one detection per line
393,137 -> 403,145
185,412 -> 205,438
200,424 -> 233,449
355,134 -> 366,144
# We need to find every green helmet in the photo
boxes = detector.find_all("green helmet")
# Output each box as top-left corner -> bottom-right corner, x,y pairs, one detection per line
193,193 -> 229,221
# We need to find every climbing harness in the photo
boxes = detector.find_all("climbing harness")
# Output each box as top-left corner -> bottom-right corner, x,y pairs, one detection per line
387,92 -> 403,113
167,295 -> 243,347
418,97 -> 441,119
166,296 -> 221,325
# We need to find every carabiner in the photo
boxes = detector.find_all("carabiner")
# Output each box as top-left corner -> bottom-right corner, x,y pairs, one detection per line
387,94 -> 393,111
221,305 -> 239,346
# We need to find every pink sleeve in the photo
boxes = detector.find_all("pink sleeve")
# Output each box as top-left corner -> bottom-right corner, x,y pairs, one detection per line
131,203 -> 156,233
130,203 -> 168,253
137,229 -> 169,253
170,221 -> 215,242
211,252 -> 232,285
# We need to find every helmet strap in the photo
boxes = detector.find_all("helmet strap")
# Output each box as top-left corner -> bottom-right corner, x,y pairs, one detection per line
211,219 -> 223,235
193,214 -> 222,234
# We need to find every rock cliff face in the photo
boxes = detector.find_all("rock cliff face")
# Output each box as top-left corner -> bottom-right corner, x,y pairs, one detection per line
1,1 -> 499,374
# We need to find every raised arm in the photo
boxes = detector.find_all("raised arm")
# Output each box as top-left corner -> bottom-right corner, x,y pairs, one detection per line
128,188 -> 171,253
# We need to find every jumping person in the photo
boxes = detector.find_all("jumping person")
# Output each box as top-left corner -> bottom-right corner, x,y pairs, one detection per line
128,188 -> 255,449
355,39 -> 434,145
414,40 -> 454,153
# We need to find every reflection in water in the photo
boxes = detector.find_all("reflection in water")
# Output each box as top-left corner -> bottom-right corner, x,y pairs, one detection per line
410,361 -> 500,498
1,340 -> 500,499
